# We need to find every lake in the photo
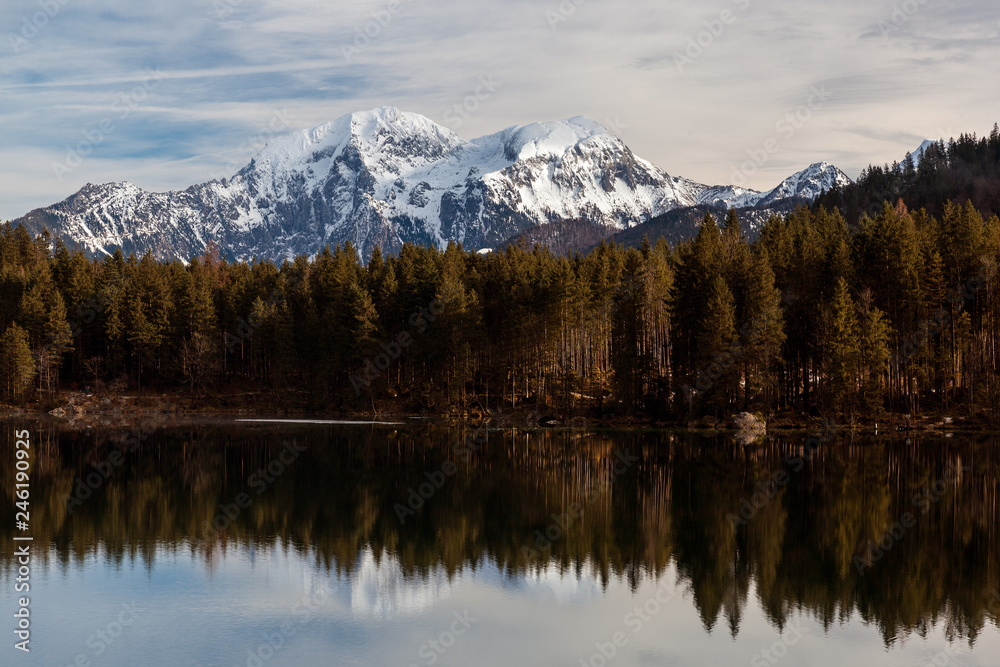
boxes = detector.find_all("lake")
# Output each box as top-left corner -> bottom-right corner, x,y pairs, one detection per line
1,418 -> 998,666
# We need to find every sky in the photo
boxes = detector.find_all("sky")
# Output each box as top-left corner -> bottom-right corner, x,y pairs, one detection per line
1,0 -> 998,221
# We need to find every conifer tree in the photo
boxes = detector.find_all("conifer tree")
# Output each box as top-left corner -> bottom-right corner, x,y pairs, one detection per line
827,277 -> 861,414
742,249 -> 785,408
697,274 -> 738,413
0,324 -> 35,402
857,290 -> 892,414
672,214 -> 724,403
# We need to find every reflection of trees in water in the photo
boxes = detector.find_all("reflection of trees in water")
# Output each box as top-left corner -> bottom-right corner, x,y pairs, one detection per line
1,422 -> 998,644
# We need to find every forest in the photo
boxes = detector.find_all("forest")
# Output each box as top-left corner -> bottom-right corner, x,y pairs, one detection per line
1,128 -> 999,423
815,124 -> 1000,224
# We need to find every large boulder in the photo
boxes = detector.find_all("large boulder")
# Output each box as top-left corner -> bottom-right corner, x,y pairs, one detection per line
732,412 -> 765,431
732,412 -> 766,445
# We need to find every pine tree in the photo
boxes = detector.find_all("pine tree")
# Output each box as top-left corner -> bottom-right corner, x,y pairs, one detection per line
857,290 -> 892,414
40,287 -> 73,391
672,214 -> 725,405
696,274 -> 739,413
612,249 -> 647,412
18,280 -> 73,392
182,259 -> 217,335
345,281 -> 380,404
742,249 -> 786,407
0,324 -> 35,402
827,277 -> 861,415
124,253 -> 173,389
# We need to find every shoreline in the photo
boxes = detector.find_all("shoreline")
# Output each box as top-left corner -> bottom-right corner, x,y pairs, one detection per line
2,388 -> 996,435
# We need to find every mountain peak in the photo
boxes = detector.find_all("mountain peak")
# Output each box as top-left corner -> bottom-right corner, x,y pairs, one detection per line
13,108 -> 851,263
355,105 -> 403,122
911,139 -> 936,167
346,107 -> 461,142
243,107 -> 466,189
493,116 -> 615,161
747,162 -> 849,207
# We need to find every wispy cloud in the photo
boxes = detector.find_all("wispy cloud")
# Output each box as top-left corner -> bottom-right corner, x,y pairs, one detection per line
1,0 -> 998,219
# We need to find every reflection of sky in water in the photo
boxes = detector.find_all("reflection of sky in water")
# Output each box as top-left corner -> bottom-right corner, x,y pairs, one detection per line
5,544 -> 997,667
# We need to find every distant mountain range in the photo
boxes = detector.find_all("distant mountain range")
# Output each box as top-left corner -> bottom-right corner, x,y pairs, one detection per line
12,107 -> 851,261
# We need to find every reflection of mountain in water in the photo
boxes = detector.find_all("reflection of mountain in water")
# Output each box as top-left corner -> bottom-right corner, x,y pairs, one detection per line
515,561 -> 607,605
349,550 -> 607,619
350,547 -> 454,619
2,422 -> 998,646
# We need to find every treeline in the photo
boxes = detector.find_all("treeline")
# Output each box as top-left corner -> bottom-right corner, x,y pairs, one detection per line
1,198 -> 999,419
815,124 -> 1000,224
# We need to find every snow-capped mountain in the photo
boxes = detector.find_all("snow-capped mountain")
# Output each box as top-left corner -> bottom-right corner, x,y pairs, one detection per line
695,162 -> 849,209
13,107 -> 850,261
750,161 -> 851,206
911,139 -> 936,168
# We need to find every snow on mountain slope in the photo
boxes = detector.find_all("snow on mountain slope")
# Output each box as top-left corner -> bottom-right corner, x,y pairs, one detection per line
911,139 -> 936,168
13,107 -> 850,262
751,162 -> 851,207
692,162 -> 849,210
695,183 -> 764,209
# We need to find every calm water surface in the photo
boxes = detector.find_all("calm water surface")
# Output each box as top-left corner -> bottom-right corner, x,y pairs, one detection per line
1,419 -> 998,666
